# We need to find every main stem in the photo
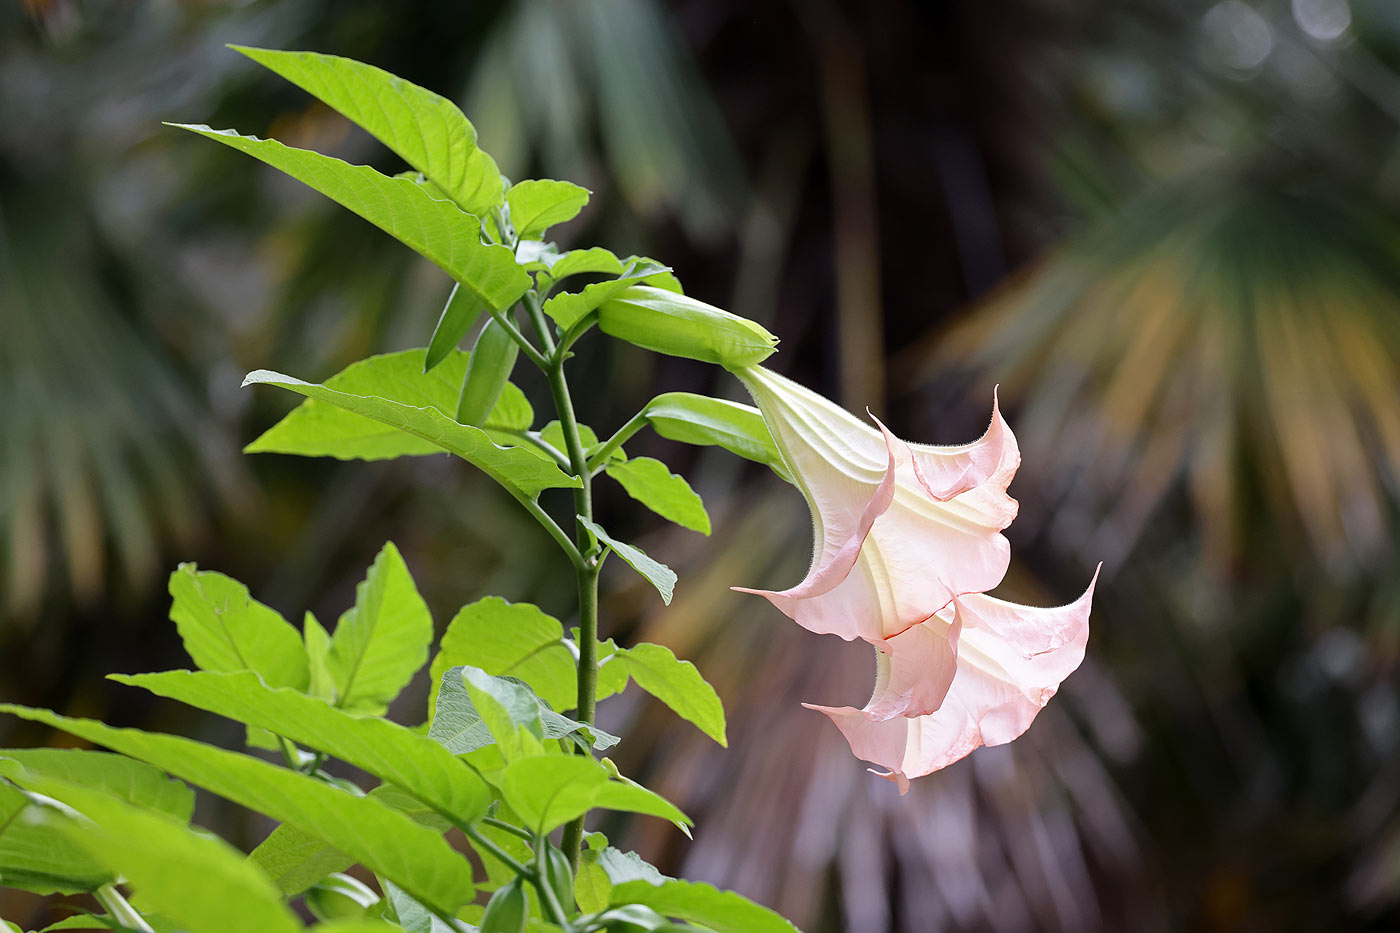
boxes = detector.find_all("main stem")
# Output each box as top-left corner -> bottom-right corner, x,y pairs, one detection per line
95,883 -> 154,933
538,304 -> 601,869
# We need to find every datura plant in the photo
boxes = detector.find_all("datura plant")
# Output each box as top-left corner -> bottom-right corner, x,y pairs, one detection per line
0,48 -> 1094,933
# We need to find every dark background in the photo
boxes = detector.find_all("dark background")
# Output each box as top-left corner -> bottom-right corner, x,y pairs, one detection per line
5,0 -> 1400,929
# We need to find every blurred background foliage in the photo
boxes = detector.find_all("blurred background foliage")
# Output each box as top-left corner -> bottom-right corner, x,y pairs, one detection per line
4,0 -> 1400,929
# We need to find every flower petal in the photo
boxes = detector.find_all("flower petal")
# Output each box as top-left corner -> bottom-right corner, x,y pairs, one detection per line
862,608 -> 964,721
806,569 -> 1098,787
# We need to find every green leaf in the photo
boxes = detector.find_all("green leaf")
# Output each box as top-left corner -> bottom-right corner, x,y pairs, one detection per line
112,670 -> 491,824
242,367 -> 576,499
579,519 -> 676,605
542,247 -> 624,282
305,611 -> 335,701
231,47 -> 503,217
383,878 -> 459,933
249,785 -> 449,897
245,349 -> 534,462
0,762 -> 301,933
540,260 -> 674,330
642,393 -> 786,477
327,542 -> 433,714
602,643 -> 726,746
457,316 -> 520,426
171,125 -> 526,311
495,756 -> 688,835
608,879 -> 799,933
603,458 -> 710,535
506,179 -> 590,240
595,847 -> 668,886
429,598 -> 577,716
0,748 -> 194,820
0,749 -> 197,895
428,667 -> 617,755
168,564 -> 308,690
573,849 -> 612,914
425,284 -> 484,373
0,706 -> 476,917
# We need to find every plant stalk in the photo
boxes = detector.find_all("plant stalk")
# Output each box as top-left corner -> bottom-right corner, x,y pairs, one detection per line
95,883 -> 154,933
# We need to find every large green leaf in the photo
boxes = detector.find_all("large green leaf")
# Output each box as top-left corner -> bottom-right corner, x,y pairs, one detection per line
580,519 -> 676,605
0,706 -> 475,917
242,368 -> 577,499
597,643 -> 726,746
112,670 -> 490,823
428,667 -> 616,756
247,350 -> 533,461
603,457 -> 710,535
608,879 -> 799,933
171,125 -> 526,311
232,47 -> 504,217
0,763 -> 301,933
429,598 -> 577,715
168,564 -> 308,690
0,750 -> 197,895
249,786 -> 449,898
327,542 -> 433,714
505,179 -> 590,240
495,755 -> 688,835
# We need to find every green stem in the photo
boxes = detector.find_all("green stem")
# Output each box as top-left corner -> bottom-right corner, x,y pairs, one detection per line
522,290 -> 558,357
482,816 -> 533,841
509,489 -> 586,573
532,832 -> 573,927
462,825 -> 571,928
95,883 -> 154,933
585,410 -> 648,474
538,319 -> 604,871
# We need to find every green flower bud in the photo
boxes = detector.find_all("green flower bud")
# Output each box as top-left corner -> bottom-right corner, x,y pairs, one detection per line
480,876 -> 528,933
457,315 -> 520,425
303,873 -> 378,921
597,285 -> 778,369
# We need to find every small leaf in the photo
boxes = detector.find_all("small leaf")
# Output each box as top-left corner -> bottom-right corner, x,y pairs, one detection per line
245,350 -> 534,463
607,879 -> 800,933
171,125 -> 527,311
327,542 -> 433,714
429,598 -> 577,716
168,564 -> 308,690
0,705 -> 476,917
603,457 -> 710,535
113,670 -> 491,824
505,179 -> 590,240
0,763 -> 301,933
579,519 -> 676,605
305,611 -> 335,701
573,849 -> 613,914
242,367 -> 577,499
425,284 -> 484,373
540,260 -> 675,330
643,392 -> 788,479
596,847 -> 668,886
231,47 -> 503,216
606,643 -> 726,746
495,756 -> 688,835
429,667 -> 616,755
544,247 -> 624,282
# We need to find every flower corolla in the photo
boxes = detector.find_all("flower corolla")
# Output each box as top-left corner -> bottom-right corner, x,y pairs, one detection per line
734,366 -> 1097,792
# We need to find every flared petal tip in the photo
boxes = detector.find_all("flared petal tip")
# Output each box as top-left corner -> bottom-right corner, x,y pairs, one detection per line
870,768 -> 912,795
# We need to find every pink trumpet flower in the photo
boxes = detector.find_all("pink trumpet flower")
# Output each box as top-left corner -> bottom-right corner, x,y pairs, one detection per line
734,366 -> 1097,792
